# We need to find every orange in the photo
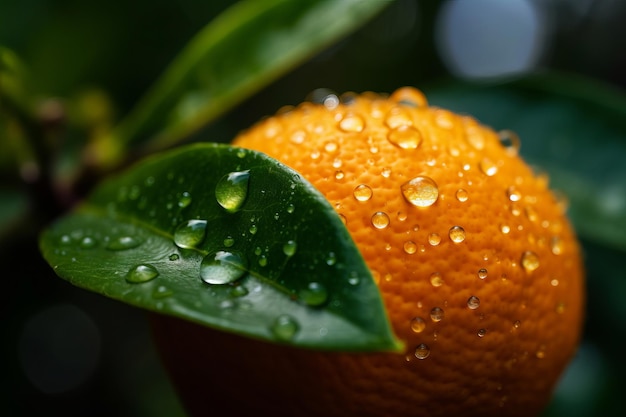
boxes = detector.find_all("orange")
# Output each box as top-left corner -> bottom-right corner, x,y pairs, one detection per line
151,87 -> 584,417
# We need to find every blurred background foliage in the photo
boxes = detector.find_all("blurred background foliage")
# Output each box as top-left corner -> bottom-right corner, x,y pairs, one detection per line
2,0 -> 626,416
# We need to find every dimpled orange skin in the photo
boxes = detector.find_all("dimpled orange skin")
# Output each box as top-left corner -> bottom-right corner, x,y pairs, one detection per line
151,88 -> 584,417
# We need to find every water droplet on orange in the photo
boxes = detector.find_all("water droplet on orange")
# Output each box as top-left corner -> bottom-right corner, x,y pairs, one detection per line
506,186 -> 522,202
467,296 -> 480,310
290,130 -> 306,144
385,107 -> 413,129
430,307 -> 444,322
414,343 -> 431,359
387,125 -> 423,150
455,189 -> 469,202
525,206 -> 539,222
404,241 -> 417,254
449,226 -> 466,243
339,114 -> 365,132
353,184 -> 373,202
401,176 -> 439,207
428,233 -> 441,246
429,272 -> 444,287
550,236 -> 564,255
521,251 -> 540,272
410,317 -> 426,333
371,212 -> 390,230
498,129 -> 521,156
323,140 -> 338,153
390,87 -> 428,107
479,158 -> 498,176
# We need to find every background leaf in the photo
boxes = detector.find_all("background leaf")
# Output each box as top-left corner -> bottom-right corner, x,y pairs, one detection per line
40,143 -> 401,351
91,0 -> 390,167
0,47 -> 37,177
425,74 -> 626,251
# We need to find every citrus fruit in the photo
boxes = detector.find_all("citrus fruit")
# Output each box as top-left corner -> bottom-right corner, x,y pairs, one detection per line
151,87 -> 584,417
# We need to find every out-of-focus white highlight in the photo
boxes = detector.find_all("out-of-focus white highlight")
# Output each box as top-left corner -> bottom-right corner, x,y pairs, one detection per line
435,0 -> 546,79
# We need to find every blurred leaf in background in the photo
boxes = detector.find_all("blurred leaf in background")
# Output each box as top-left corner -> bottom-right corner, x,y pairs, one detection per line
2,0 -> 626,416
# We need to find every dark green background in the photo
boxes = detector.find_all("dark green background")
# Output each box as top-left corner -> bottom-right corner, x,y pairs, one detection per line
2,1 -> 625,416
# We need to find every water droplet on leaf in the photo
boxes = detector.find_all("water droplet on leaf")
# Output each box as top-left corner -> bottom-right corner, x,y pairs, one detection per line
174,219 -> 207,248
299,282 -> 328,307
215,170 -> 250,213
126,264 -> 159,283
107,236 -> 142,251
79,236 -> 97,249
178,191 -> 192,208
200,251 -> 248,285
271,315 -> 299,342
283,240 -> 297,257
230,285 -> 249,297
347,271 -> 360,286
153,285 -> 173,298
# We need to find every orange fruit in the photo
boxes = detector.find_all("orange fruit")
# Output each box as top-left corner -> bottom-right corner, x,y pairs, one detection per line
151,87 -> 584,417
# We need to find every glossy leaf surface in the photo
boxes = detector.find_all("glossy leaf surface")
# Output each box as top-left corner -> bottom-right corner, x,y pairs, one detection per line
426,74 -> 626,250
95,0 -> 389,166
40,143 -> 401,352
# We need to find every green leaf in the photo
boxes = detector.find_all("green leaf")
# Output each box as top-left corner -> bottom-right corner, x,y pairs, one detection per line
40,143 -> 402,352
425,73 -> 626,251
0,46 -> 31,110
93,0 -> 390,167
